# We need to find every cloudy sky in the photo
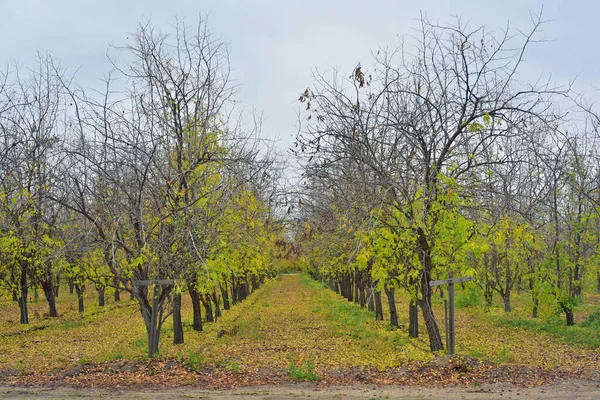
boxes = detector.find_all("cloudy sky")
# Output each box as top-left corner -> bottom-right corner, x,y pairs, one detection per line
1,0 -> 598,157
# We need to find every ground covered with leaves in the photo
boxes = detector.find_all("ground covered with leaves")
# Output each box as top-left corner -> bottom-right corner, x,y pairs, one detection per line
1,274 -> 600,392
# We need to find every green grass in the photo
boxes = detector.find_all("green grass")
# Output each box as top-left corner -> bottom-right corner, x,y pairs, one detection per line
183,351 -> 203,371
486,310 -> 600,349
286,361 -> 320,381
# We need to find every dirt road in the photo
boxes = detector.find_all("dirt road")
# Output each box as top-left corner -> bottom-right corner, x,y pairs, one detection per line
2,382 -> 600,399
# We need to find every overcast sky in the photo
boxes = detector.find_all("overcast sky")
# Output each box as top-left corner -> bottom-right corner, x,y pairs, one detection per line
1,0 -> 598,158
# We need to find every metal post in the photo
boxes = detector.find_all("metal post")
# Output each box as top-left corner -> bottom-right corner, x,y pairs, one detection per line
429,274 -> 473,355
444,297 -> 448,350
149,284 -> 158,357
448,271 -> 455,355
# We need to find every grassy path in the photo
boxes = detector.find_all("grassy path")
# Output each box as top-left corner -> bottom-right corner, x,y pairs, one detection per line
187,274 -> 430,371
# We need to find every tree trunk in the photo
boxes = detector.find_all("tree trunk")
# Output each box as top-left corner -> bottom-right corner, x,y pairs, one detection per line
114,277 -> 121,302
483,255 -> 494,308
573,261 -> 581,297
97,286 -> 105,307
560,301 -> 575,326
68,279 -> 74,295
374,290 -> 383,321
18,268 -> 29,324
41,280 -> 58,317
134,285 -> 170,358
419,297 -> 444,351
529,277 -> 538,318
220,283 -> 230,310
213,290 -> 221,320
384,286 -> 398,328
172,292 -> 184,345
230,274 -> 238,304
367,287 -> 375,312
597,271 -> 600,294
236,281 -> 248,302
244,282 -> 250,299
329,277 -> 335,291
339,279 -> 346,298
75,284 -> 85,313
251,276 -> 260,293
202,295 -> 214,323
189,286 -> 203,331
417,230 -> 444,351
503,290 -> 511,312
565,308 -> 575,326
354,269 -> 360,304
409,301 -> 419,338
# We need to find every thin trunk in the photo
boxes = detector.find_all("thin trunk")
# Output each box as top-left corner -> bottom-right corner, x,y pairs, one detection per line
251,276 -> 259,293
417,230 -> 444,351
354,269 -> 359,304
367,287 -> 375,312
220,283 -> 230,310
419,297 -> 444,351
172,292 -> 184,344
189,285 -> 203,331
213,290 -> 221,320
114,277 -> 120,302
529,277 -> 538,318
97,286 -> 105,307
483,254 -> 494,308
503,257 -> 512,312
18,267 -> 29,324
409,301 -> 419,338
202,295 -> 214,323
236,281 -> 248,302
339,279 -> 346,298
68,279 -> 74,295
573,263 -> 582,298
41,280 -> 58,317
75,284 -> 85,313
384,286 -> 398,328
503,289 -> 511,312
374,290 -> 383,321
230,274 -> 237,305
244,282 -> 250,299
565,308 -> 575,326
